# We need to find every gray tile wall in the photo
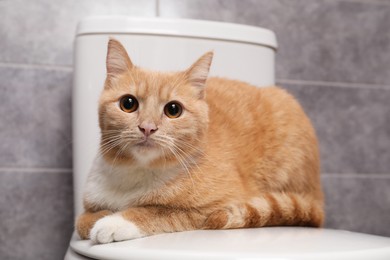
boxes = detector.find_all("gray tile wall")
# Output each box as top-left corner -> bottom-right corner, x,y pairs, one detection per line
0,0 -> 389,259
0,1 -> 157,259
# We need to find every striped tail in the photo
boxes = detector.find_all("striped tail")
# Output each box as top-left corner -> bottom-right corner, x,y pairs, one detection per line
204,192 -> 324,230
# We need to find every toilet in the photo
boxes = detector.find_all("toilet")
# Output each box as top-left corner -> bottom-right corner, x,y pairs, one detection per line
65,16 -> 390,260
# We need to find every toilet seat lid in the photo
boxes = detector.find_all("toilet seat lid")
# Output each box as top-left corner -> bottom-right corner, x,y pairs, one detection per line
70,227 -> 390,260
76,17 -> 277,50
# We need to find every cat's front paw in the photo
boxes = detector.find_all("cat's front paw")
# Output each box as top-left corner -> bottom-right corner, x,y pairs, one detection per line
90,214 -> 144,244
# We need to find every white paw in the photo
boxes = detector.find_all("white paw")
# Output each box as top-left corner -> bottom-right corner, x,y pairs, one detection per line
90,214 -> 144,244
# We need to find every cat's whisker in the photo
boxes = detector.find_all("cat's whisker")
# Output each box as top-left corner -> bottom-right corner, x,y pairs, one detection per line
157,134 -> 206,156
169,144 -> 204,183
100,136 -> 122,148
174,139 -> 208,159
165,145 -> 196,191
98,141 -> 124,159
100,132 -> 138,147
101,135 -> 122,145
155,136 -> 199,160
155,136 -> 190,167
101,129 -> 138,138
155,135 -> 206,179
108,141 -> 131,175
155,136 -> 202,190
102,137 -> 136,157
158,144 -> 169,171
99,134 -> 138,159
101,129 -> 124,133
99,136 -> 124,154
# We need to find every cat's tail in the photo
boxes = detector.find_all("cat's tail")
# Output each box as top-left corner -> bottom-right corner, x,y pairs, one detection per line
204,192 -> 324,229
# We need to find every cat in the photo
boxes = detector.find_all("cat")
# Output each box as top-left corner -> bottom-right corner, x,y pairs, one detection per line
76,38 -> 324,244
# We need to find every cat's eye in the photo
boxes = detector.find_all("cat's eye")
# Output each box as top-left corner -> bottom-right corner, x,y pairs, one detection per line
119,95 -> 139,113
164,102 -> 183,118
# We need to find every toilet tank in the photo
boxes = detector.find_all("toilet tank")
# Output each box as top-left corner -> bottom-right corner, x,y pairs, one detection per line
72,16 -> 278,216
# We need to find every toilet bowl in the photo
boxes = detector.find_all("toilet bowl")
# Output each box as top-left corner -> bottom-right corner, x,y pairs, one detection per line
65,16 -> 390,260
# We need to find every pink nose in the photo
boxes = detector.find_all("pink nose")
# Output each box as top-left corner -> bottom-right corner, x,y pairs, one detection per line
138,122 -> 158,137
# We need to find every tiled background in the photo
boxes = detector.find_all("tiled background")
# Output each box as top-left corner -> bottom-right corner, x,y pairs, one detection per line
1,0 -> 389,259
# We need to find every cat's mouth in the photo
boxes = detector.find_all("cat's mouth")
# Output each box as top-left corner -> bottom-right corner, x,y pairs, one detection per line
134,139 -> 156,148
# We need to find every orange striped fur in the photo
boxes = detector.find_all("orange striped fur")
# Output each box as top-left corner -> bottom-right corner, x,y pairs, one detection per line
76,39 -> 324,243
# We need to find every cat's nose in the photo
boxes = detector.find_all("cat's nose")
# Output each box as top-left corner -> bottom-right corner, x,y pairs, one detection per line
138,122 -> 158,137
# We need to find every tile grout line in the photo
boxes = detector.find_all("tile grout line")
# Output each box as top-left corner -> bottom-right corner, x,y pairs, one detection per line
1,62 -> 389,90
277,78 -> 390,90
317,0 -> 390,7
322,173 -> 390,179
0,167 -> 72,173
0,62 -> 73,71
0,167 -> 388,177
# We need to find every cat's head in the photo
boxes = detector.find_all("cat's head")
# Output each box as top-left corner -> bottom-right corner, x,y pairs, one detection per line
98,38 -> 213,168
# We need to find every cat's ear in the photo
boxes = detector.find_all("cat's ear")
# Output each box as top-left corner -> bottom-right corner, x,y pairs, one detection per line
185,51 -> 214,95
106,38 -> 134,76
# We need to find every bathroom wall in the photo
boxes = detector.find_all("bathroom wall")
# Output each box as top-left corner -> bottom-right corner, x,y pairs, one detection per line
0,0 -> 389,259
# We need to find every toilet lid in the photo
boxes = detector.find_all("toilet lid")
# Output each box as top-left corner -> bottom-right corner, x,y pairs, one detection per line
70,227 -> 390,260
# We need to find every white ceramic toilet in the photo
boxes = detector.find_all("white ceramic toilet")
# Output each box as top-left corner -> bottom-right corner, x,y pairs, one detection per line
65,16 -> 390,260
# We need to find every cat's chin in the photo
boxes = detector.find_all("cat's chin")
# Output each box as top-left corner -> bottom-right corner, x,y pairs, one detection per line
131,141 -> 162,166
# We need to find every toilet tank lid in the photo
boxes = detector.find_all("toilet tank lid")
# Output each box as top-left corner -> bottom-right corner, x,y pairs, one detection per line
76,16 -> 277,50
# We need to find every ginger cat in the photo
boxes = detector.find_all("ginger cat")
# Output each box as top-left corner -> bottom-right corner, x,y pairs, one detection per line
76,38 -> 324,244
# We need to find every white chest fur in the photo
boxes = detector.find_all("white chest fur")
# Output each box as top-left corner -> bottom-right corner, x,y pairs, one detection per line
83,154 -> 179,211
